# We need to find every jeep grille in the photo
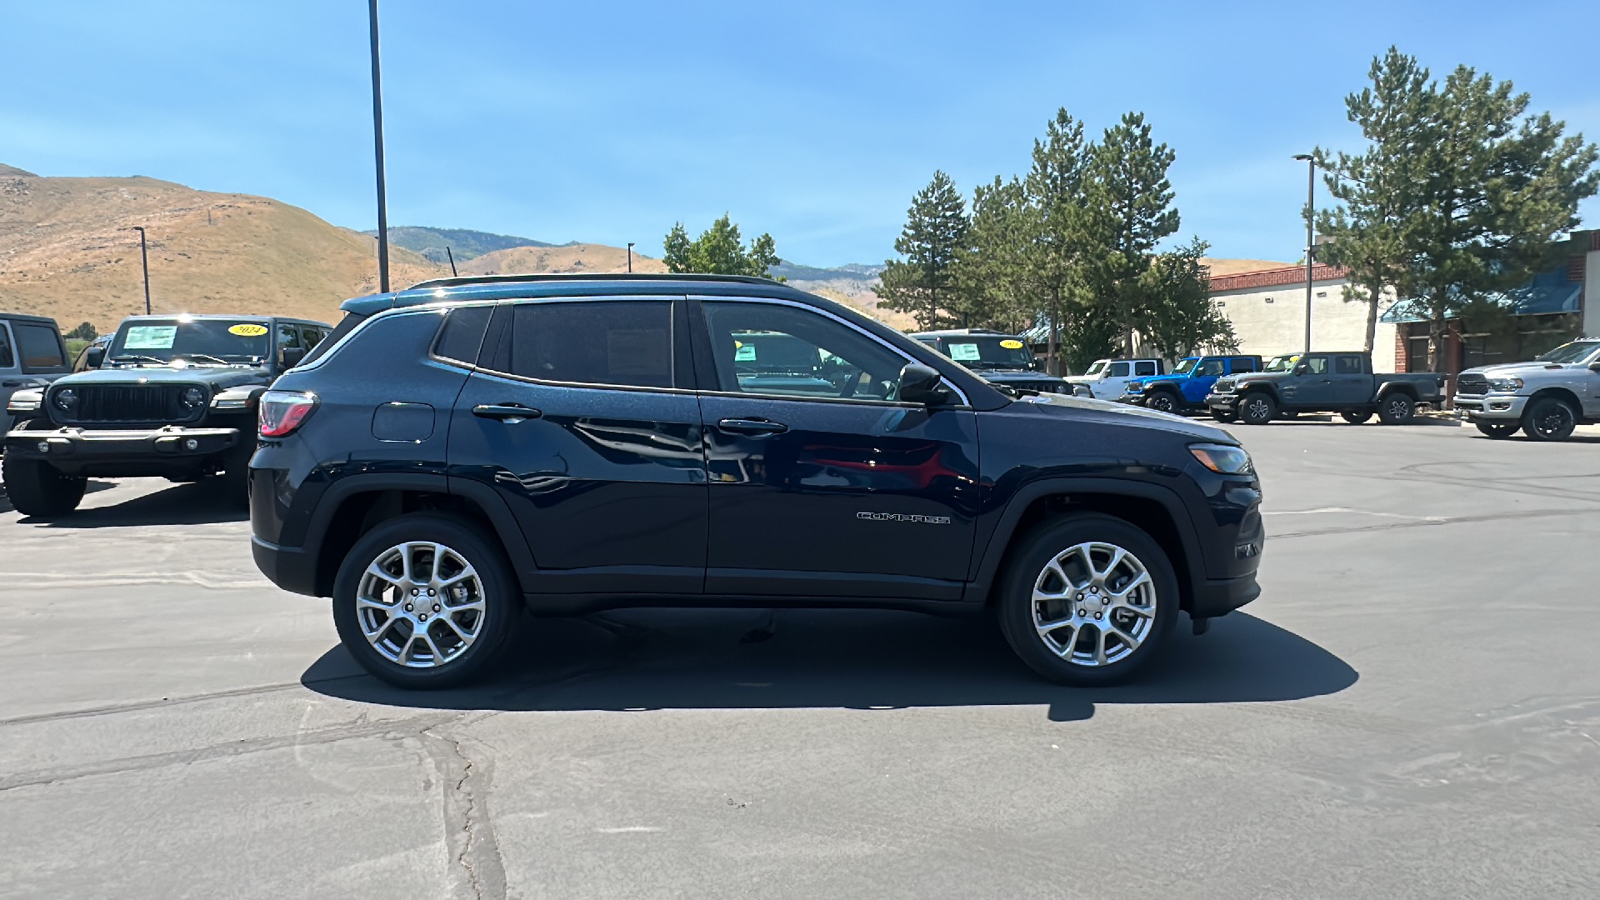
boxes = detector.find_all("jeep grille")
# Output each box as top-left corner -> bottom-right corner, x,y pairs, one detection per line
51,383 -> 206,426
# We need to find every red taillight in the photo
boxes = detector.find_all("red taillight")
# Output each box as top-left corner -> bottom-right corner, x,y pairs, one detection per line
259,390 -> 319,438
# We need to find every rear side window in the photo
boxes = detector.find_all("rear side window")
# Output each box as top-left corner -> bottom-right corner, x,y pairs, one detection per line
0,325 -> 14,368
1231,357 -> 1258,373
15,324 -> 66,372
509,301 -> 674,389
434,306 -> 493,365
1134,361 -> 1156,376
1335,355 -> 1364,374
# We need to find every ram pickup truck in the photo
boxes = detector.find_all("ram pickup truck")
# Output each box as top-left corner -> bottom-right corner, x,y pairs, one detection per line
1065,358 -> 1165,400
1121,354 -> 1263,414
0,313 -> 71,434
1205,351 -> 1443,425
1454,338 -> 1600,442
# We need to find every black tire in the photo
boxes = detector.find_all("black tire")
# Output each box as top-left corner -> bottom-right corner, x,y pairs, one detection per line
1279,410 -> 1300,420
1,423 -> 86,518
1378,393 -> 1415,425
1209,409 -> 1237,424
996,513 -> 1179,687
1145,390 -> 1180,414
1340,410 -> 1373,425
1239,392 -> 1277,425
332,513 -> 521,689
1475,421 -> 1520,440
1521,396 -> 1577,442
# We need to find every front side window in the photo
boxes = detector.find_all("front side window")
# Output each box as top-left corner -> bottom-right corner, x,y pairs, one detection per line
1303,357 -> 1330,375
703,301 -> 909,401
1172,358 -> 1198,375
509,300 -> 674,389
1108,362 -> 1131,378
1195,359 -> 1225,377
15,324 -> 66,372
0,325 -> 14,369
109,318 -> 271,366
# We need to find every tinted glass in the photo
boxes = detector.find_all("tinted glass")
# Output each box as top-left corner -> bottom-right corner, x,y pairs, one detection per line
1304,357 -> 1330,375
434,306 -> 493,365
1335,355 -> 1364,374
703,302 -> 908,400
15,323 -> 67,371
1134,361 -> 1156,376
1195,359 -> 1225,377
1109,362 -> 1131,377
299,326 -> 325,350
0,325 -> 13,368
276,323 -> 302,350
1232,357 -> 1258,373
109,319 -> 271,365
509,300 -> 673,389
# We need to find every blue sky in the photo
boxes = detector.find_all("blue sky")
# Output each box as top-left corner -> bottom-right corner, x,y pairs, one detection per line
3,0 -> 1597,267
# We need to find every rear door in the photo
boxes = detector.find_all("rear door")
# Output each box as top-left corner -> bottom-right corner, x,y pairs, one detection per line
1329,354 -> 1372,405
0,321 -> 19,429
448,296 -> 708,595
693,297 -> 980,601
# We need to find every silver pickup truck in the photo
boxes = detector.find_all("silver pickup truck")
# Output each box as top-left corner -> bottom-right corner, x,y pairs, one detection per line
1455,338 -> 1600,442
1,313 -> 71,434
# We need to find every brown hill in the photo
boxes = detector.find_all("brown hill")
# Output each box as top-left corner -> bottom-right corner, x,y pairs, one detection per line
0,169 -> 445,332
460,243 -> 670,277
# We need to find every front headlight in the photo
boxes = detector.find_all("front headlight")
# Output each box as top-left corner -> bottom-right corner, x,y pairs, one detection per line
54,388 -> 78,412
181,387 -> 208,408
1487,377 -> 1524,392
1189,443 -> 1254,475
7,389 -> 43,413
1125,381 -> 1145,393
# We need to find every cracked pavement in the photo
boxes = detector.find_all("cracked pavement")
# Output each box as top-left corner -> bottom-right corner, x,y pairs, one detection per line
2,418 -> 1599,898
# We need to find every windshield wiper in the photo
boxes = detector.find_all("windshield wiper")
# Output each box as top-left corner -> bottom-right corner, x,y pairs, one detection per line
177,353 -> 231,366
111,354 -> 167,365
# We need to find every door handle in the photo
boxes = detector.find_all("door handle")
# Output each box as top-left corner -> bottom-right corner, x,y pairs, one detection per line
1,380 -> 21,388
716,417 -> 788,435
472,403 -> 542,422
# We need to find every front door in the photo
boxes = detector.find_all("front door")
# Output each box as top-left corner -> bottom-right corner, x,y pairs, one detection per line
1282,356 -> 1332,407
693,298 -> 981,601
448,297 -> 708,595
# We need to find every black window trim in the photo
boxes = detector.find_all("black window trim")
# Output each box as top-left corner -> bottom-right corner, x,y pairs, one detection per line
0,321 -> 15,370
465,295 -> 696,395
428,302 -> 498,368
13,321 -> 68,374
688,295 -> 972,409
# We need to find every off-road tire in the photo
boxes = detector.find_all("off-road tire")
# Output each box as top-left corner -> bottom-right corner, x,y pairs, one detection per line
995,513 -> 1179,687
1378,393 -> 1415,425
1239,392 -> 1277,425
1210,409 -> 1237,424
1521,396 -> 1577,442
332,514 -> 521,690
1340,410 -> 1373,425
1474,421 -> 1519,440
1145,390 -> 1180,414
1,424 -> 87,519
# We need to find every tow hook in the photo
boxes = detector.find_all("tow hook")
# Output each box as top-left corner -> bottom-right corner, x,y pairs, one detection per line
1192,617 -> 1211,636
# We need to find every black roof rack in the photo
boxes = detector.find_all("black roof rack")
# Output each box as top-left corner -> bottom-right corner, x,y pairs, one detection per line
406,272 -> 784,291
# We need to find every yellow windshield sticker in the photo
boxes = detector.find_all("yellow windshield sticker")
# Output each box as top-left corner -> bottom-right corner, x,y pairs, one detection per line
999,339 -> 1024,349
229,323 -> 269,337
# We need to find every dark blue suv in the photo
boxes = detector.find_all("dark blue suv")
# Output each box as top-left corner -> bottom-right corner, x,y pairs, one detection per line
250,274 -> 1264,689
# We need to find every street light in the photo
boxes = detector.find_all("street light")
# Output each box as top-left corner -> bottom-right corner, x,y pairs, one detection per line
1292,153 -> 1316,353
129,226 -> 151,315
368,0 -> 390,292
627,242 -> 635,273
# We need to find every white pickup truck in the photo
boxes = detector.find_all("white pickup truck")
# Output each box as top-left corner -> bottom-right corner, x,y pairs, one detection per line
1064,358 -> 1165,400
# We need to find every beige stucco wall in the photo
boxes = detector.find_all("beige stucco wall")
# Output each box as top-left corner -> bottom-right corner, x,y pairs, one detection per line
1585,249 -> 1600,338
1213,278 -> 1400,372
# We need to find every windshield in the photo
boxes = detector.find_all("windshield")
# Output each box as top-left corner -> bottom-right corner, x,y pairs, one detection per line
938,336 -> 1033,369
1264,354 -> 1300,373
1172,358 -> 1198,375
1084,360 -> 1107,376
109,319 -> 270,365
1535,341 -> 1600,365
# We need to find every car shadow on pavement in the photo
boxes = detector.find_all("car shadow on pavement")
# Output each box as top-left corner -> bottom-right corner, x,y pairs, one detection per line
300,608 -> 1357,723
0,478 -> 116,515
19,481 -> 246,527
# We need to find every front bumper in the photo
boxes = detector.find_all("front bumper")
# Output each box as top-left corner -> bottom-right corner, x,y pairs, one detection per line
3,424 -> 242,462
1205,392 -> 1238,411
1453,394 -> 1527,421
1192,573 -> 1262,618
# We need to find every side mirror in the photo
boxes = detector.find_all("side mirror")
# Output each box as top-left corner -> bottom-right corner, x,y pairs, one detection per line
898,363 -> 952,406
1293,363 -> 1310,375
279,347 -> 307,369
84,346 -> 105,370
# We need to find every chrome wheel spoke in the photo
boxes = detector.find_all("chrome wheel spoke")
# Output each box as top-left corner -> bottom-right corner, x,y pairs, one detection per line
1029,539 -> 1158,668
1092,625 -> 1110,665
356,539 -> 487,670
1109,572 -> 1151,599
365,562 -> 403,588
1092,546 -> 1127,583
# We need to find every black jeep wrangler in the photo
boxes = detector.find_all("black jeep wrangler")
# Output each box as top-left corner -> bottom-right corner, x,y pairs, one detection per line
250,274 -> 1264,689
3,314 -> 331,517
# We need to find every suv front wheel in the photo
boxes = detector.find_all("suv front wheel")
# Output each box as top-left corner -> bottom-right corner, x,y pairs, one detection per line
996,513 -> 1178,686
332,514 -> 520,689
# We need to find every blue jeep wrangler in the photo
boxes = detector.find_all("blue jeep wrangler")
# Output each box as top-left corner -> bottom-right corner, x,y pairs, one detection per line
1121,354 -> 1263,417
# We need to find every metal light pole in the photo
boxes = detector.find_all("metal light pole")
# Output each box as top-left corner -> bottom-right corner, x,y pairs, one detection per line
627,242 -> 634,273
368,0 -> 390,292
1293,154 -> 1316,353
130,226 -> 151,315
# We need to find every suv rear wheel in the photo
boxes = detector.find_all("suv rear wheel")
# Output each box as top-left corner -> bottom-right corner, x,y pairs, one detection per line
1378,394 -> 1415,425
332,514 -> 520,689
1,422 -> 87,519
996,513 -> 1177,686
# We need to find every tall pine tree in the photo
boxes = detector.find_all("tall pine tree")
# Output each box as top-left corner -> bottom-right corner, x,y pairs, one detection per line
1022,109 -> 1095,372
878,171 -> 971,330
1084,112 -> 1180,356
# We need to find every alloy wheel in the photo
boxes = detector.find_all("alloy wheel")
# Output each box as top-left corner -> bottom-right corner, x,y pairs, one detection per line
1532,405 -> 1573,439
1030,541 -> 1157,666
356,541 -> 488,668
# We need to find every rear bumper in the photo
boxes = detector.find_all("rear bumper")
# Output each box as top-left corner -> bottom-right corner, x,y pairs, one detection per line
1453,394 -> 1526,421
252,535 -> 321,597
3,425 -> 241,463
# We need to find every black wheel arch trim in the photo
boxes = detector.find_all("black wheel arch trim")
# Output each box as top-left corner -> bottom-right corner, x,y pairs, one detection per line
963,476 -> 1207,609
290,472 -> 541,596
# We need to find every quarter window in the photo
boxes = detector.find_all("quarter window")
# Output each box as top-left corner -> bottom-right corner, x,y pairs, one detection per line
702,302 -> 910,401
14,324 -> 66,372
434,306 -> 493,365
509,300 -> 674,389
1134,361 -> 1156,377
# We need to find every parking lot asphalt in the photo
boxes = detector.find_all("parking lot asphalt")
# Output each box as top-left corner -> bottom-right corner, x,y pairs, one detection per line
2,417 -> 1599,899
